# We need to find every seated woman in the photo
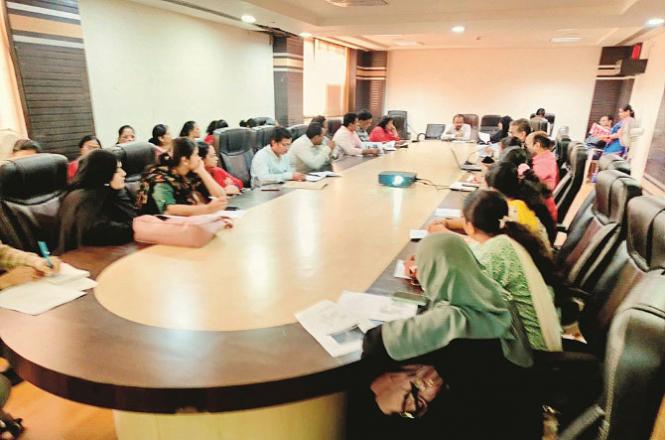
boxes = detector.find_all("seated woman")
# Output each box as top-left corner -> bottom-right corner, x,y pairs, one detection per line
369,116 -> 400,143
117,125 -> 136,144
67,135 -> 101,181
179,121 -> 201,141
148,124 -> 173,156
204,119 -> 228,145
57,149 -> 137,253
135,137 -> 227,216
602,104 -> 634,157
197,143 -> 242,195
353,233 -> 540,439
489,115 -> 512,143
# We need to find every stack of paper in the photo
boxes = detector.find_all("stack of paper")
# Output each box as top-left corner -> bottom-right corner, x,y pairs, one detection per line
435,208 -> 462,218
308,171 -> 341,178
410,229 -> 429,240
295,291 -> 417,357
393,260 -> 411,280
0,263 -> 96,315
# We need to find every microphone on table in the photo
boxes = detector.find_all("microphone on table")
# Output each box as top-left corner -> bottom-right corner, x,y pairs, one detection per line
464,145 -> 491,165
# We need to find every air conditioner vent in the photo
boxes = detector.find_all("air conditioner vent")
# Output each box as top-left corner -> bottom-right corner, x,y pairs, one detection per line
326,0 -> 388,7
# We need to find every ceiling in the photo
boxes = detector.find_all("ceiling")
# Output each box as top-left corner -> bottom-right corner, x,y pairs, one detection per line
130,0 -> 665,50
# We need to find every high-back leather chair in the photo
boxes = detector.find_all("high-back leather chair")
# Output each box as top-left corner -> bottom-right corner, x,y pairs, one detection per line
553,142 -> 587,220
287,124 -> 308,140
556,135 -> 572,179
253,126 -> 276,153
545,113 -> 555,135
461,113 -> 479,140
114,141 -> 156,200
251,117 -> 276,126
579,195 -> 665,355
387,110 -> 408,140
216,128 -> 254,188
327,119 -> 342,138
530,118 -> 549,133
560,272 -> 665,440
556,170 -> 642,291
480,114 -> 501,134
0,154 -> 67,252
599,154 -> 630,175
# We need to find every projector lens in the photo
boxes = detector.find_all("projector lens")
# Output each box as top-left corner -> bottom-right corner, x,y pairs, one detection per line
393,176 -> 404,185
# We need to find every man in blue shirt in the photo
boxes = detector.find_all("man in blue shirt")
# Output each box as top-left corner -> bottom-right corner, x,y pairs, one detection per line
251,127 -> 306,187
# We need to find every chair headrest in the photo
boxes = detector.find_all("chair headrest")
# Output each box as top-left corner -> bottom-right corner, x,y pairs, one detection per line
593,170 -> 642,225
218,128 -> 253,154
627,196 -> 665,272
116,142 -> 156,177
0,154 -> 67,203
252,117 -> 276,126
568,143 -> 587,172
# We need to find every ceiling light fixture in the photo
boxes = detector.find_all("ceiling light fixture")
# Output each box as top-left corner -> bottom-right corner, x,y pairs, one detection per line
393,39 -> 423,47
241,14 -> 256,24
451,25 -> 465,33
551,36 -> 582,44
299,32 -> 312,38
646,17 -> 665,27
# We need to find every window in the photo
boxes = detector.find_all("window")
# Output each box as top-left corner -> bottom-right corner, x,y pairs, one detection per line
303,39 -> 348,117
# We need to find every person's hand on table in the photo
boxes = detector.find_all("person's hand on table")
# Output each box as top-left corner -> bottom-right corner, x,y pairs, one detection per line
32,256 -> 61,275
0,266 -> 41,290
364,148 -> 380,156
427,219 -> 449,234
224,184 -> 241,196
404,255 -> 418,279
292,172 -> 307,182
205,196 -> 228,213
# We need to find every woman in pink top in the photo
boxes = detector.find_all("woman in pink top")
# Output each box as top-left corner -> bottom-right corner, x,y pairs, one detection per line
369,116 -> 401,142
527,133 -> 558,191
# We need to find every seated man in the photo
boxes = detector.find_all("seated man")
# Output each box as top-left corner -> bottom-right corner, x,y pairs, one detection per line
442,114 -> 471,141
10,139 -> 42,159
508,118 -> 532,147
288,123 -> 336,174
355,110 -> 373,142
332,112 -> 380,157
251,127 -> 306,186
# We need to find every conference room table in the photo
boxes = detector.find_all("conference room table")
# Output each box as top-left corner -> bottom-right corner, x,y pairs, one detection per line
0,140 -> 478,439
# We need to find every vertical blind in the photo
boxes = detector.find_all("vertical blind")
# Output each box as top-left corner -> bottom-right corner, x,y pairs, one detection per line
303,39 -> 348,117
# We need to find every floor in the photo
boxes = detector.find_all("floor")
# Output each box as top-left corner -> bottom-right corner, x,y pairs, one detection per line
3,182 -> 665,440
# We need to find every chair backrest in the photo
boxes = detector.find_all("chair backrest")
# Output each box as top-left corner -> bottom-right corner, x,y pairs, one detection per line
530,118 -> 549,133
387,110 -> 408,140
424,124 -> 445,139
216,128 -> 255,187
327,119 -> 342,138
461,114 -> 479,141
480,114 -> 501,133
553,142 -> 587,220
545,113 -> 555,135
555,135 -> 572,179
561,272 -> 665,440
579,195 -> 665,355
251,117 -> 276,126
0,154 -> 68,252
287,124 -> 308,140
114,141 -> 157,200
556,170 -> 642,289
253,126 -> 276,153
599,154 -> 631,175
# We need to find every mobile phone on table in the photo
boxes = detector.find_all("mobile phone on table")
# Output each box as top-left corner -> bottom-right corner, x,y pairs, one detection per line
392,291 -> 428,307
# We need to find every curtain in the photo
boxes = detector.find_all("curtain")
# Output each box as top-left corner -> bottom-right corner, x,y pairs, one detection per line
303,39 -> 349,117
0,1 -> 27,158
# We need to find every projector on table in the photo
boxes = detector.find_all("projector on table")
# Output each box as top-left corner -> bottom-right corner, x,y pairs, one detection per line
378,171 -> 417,188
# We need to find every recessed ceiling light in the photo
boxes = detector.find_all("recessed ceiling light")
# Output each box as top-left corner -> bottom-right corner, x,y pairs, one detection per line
551,36 -> 582,44
299,32 -> 312,38
241,14 -> 256,24
646,17 -> 664,26
451,25 -> 465,33
393,39 -> 423,47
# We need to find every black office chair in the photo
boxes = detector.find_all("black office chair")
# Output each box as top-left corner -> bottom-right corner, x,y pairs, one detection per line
480,114 -> 501,134
545,113 -> 556,135
560,271 -> 665,440
387,110 -> 408,140
0,154 -> 68,252
556,135 -> 572,179
327,119 -> 342,138
251,117 -> 276,126
530,119 -> 549,133
461,113 -> 479,140
216,128 -> 254,188
287,124 -> 308,140
553,142 -> 587,221
598,154 -> 630,175
113,141 -> 157,200
416,124 -> 446,141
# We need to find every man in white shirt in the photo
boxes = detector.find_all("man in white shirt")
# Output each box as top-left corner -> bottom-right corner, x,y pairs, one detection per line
288,123 -> 337,173
443,114 -> 471,141
251,127 -> 306,187
332,112 -> 380,157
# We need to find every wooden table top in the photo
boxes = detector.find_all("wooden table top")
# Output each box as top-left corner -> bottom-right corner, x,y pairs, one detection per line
0,141 -> 474,413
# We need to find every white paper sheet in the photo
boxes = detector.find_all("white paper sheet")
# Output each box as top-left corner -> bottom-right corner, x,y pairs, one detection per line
305,174 -> 325,182
59,277 -> 97,291
393,260 -> 411,280
382,141 -> 397,151
0,282 -> 87,315
410,229 -> 429,240
338,291 -> 417,323
434,208 -> 462,218
308,171 -> 341,178
45,263 -> 89,285
295,301 -> 363,357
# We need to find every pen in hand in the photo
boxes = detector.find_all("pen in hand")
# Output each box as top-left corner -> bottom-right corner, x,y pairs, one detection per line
37,241 -> 54,269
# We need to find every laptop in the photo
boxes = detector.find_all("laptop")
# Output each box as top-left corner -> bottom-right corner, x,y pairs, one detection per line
478,132 -> 491,144
451,148 -> 483,172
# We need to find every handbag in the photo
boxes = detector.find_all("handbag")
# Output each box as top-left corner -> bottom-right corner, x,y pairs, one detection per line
132,214 -> 232,248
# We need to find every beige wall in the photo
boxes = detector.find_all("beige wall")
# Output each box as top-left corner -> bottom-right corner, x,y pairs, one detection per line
79,0 -> 275,146
628,31 -> 665,182
385,46 -> 601,140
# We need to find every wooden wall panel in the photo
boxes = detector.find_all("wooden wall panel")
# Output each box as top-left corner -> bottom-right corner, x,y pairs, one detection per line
273,36 -> 303,127
644,90 -> 665,191
5,0 -> 95,159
